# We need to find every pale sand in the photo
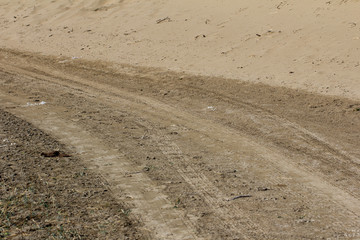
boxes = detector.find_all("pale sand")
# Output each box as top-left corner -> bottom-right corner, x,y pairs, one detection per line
1,0 -> 359,99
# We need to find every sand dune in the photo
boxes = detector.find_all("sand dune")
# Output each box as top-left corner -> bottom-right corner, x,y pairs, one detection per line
1,0 -> 360,99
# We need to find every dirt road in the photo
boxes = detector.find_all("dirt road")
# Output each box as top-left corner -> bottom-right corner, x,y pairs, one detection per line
1,49 -> 359,239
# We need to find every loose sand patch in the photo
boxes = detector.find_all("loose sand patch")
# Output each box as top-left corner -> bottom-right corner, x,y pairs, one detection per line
0,0 -> 359,99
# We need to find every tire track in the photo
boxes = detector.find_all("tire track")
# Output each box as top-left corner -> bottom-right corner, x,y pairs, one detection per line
1,60 -> 360,213
2,57 -> 360,202
1,51 -> 360,238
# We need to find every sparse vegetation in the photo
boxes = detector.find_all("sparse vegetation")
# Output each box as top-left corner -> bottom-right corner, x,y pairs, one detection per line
0,110 -> 143,239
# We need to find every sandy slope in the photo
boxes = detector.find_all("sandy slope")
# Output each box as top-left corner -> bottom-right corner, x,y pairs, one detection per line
0,0 -> 359,99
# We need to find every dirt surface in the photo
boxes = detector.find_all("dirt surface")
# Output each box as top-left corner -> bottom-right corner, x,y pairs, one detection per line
0,109 -> 144,239
0,48 -> 360,239
1,0 -> 360,99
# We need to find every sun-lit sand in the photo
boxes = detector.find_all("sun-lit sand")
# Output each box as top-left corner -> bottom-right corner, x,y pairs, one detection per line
1,0 -> 359,99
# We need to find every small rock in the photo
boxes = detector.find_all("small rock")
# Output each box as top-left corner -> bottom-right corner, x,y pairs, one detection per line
41,151 -> 71,158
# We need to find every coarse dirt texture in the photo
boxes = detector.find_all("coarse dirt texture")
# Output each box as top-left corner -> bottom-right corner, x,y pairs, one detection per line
0,109 -> 144,239
0,48 -> 359,239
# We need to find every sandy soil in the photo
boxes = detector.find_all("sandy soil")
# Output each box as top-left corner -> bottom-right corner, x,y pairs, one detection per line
0,49 -> 359,239
0,0 -> 359,99
1,1 -> 360,239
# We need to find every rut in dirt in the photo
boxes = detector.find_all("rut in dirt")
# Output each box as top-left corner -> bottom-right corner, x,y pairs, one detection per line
1,49 -> 360,239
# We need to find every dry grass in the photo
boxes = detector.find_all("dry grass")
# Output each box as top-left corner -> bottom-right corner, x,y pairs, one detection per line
0,109 -> 143,239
